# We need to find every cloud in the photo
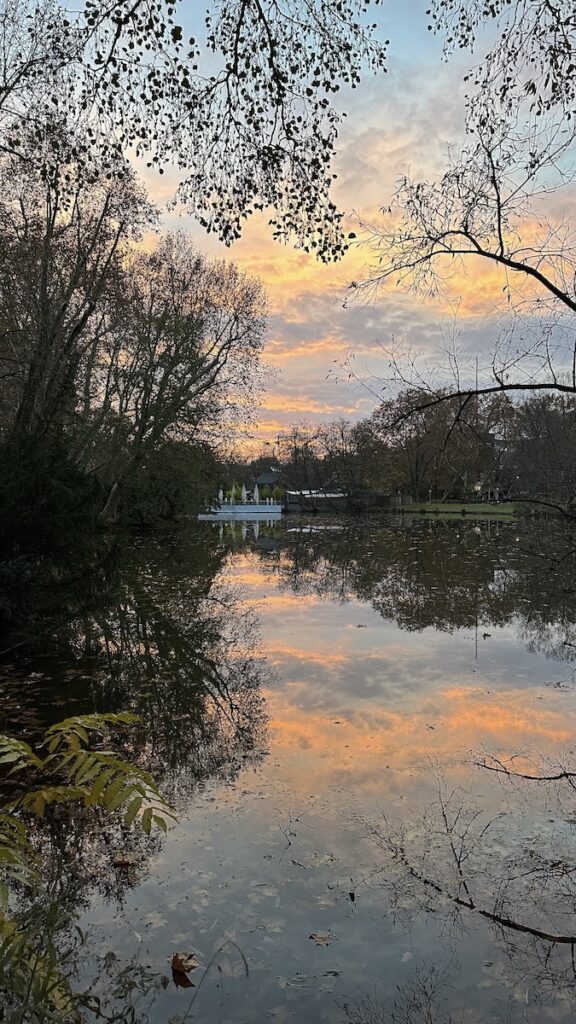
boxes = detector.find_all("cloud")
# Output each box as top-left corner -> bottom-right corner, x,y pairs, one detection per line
261,681 -> 574,798
133,25 -> 575,444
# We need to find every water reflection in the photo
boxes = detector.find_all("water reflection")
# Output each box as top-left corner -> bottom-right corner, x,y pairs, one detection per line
5,517 -> 576,1022
1,529 -> 267,795
234,516 -> 576,663
365,765 -> 576,1022
218,517 -> 576,1022
0,526 -> 268,986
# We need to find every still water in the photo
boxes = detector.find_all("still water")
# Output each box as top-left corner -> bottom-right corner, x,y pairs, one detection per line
4,516 -> 576,1022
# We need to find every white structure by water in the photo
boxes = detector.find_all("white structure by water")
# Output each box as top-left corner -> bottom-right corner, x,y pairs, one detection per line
198,507 -> 283,521
198,490 -> 283,521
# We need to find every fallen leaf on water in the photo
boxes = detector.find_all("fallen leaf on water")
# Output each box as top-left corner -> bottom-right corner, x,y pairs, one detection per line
310,853 -> 338,867
112,853 -> 138,868
171,952 -> 201,973
309,931 -> 334,946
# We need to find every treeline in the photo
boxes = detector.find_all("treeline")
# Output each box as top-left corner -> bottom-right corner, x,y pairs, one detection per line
0,141 -> 268,635
0,149 -> 266,555
236,390 -> 576,506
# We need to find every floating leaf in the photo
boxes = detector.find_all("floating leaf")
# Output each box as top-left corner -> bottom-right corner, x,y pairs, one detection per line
171,951 -> 200,973
172,968 -> 194,988
112,852 -> 138,868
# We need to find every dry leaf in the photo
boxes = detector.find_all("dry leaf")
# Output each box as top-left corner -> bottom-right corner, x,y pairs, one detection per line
171,952 -> 200,973
309,931 -> 334,946
172,969 -> 195,989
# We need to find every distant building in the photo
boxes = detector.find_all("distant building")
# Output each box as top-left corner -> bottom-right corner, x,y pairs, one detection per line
255,467 -> 284,488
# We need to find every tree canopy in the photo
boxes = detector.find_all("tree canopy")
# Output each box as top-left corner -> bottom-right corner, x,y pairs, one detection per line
428,0 -> 576,119
0,0 -> 387,258
354,0 -> 576,430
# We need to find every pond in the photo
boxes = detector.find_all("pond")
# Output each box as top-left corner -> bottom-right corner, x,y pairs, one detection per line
3,515 -> 576,1023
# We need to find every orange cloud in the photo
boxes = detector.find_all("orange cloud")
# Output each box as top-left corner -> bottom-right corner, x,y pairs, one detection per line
265,337 -> 352,361
260,395 -> 358,415
262,683 -> 576,798
135,116 -> 576,448
266,645 -> 350,669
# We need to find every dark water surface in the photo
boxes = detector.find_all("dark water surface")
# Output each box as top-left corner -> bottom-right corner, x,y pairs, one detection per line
4,516 -> 576,1023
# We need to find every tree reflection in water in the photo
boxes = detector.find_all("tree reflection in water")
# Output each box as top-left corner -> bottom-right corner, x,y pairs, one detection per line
343,964 -> 459,1024
73,533 -> 267,804
258,516 -> 576,660
351,761 -> 576,1023
249,517 -> 576,1022
3,528 -> 267,801
7,516 -> 576,1021
0,527 -> 268,1020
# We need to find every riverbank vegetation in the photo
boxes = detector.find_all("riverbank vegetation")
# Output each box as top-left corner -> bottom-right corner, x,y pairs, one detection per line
0,151 -> 268,629
228,389 -> 576,511
0,711 -> 173,1021
0,149 -> 267,529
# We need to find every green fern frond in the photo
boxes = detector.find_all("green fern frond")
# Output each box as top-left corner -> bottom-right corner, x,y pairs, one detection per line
0,813 -> 39,894
0,735 -> 43,774
42,712 -> 139,754
3,713 -> 174,833
0,913 -> 79,1022
0,712 -> 177,1020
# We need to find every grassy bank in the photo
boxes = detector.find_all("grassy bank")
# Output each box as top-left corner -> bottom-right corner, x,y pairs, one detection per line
394,501 -> 516,517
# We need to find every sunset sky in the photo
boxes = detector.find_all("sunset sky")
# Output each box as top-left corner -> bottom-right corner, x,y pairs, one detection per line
140,1 -> 513,452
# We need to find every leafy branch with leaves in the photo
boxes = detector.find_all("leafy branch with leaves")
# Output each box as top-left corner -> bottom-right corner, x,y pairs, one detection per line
0,0 -> 388,258
0,712 -> 174,1023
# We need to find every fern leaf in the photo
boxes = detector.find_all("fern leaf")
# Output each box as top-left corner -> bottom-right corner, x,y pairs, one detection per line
124,797 -> 144,826
0,912 -> 79,1021
0,736 -> 42,773
42,712 -> 140,753
141,807 -> 154,835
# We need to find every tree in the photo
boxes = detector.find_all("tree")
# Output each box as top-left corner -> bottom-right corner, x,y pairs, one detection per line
0,147 -> 267,534
276,420 -> 378,494
0,149 -> 154,445
363,115 -> 575,299
504,394 -> 576,504
362,390 -> 504,501
353,4 -> 576,494
0,148 -> 158,552
315,419 -> 362,492
276,424 -> 324,491
0,0 -> 387,258
427,0 -> 576,120
118,440 -> 218,527
86,233 -> 267,517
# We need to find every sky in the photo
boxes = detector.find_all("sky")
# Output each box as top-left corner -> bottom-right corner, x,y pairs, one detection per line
138,0 -> 516,454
